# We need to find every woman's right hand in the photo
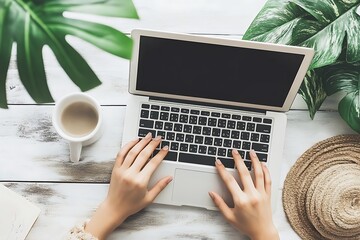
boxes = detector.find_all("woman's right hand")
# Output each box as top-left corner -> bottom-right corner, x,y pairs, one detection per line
209,149 -> 279,240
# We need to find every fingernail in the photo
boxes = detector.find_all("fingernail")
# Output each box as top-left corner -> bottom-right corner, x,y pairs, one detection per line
232,149 -> 239,155
166,176 -> 173,184
215,159 -> 222,166
154,135 -> 162,141
208,192 -> 214,199
250,149 -> 256,157
162,145 -> 169,150
145,132 -> 152,139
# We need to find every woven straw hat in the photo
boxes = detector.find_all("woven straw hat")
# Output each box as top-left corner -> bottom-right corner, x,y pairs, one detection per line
283,134 -> 360,240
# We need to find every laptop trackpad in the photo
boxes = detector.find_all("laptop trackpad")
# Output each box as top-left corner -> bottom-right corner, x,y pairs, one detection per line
172,168 -> 225,209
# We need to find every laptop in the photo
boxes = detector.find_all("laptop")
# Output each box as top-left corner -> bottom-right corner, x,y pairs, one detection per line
122,29 -> 314,210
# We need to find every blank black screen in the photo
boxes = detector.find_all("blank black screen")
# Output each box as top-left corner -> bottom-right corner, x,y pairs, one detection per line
136,36 -> 305,107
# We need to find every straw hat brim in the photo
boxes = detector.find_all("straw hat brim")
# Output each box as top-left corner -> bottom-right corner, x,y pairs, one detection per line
283,134 -> 360,240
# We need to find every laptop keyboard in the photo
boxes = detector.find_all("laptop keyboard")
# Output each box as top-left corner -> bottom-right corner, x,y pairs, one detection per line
137,103 -> 272,170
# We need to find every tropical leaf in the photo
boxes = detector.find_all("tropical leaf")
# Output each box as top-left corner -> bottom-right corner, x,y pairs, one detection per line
298,69 -> 327,119
0,0 -> 138,108
243,0 -> 360,69
339,92 -> 360,133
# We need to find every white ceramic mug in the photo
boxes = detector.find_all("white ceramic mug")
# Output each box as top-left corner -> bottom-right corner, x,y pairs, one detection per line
52,93 -> 103,162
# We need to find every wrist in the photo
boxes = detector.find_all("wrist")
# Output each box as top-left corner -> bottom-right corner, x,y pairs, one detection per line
250,225 -> 279,240
85,201 -> 127,240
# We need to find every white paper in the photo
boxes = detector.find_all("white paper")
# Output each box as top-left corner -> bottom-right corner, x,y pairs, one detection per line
0,184 -> 41,240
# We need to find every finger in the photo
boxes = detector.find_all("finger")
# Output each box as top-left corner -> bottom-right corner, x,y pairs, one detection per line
209,191 -> 233,222
249,150 -> 264,190
262,162 -> 272,196
115,138 -> 140,167
215,159 -> 243,199
146,176 -> 173,203
131,136 -> 162,171
122,132 -> 153,168
141,145 -> 169,179
232,149 -> 254,191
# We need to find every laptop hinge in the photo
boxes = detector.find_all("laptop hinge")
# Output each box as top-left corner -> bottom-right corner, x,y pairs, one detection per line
149,96 -> 266,114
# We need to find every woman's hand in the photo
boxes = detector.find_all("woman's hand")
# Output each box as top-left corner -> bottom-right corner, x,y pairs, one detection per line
209,149 -> 279,240
85,133 -> 172,240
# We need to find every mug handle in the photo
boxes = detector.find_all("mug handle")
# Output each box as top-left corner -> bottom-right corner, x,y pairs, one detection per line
69,142 -> 82,163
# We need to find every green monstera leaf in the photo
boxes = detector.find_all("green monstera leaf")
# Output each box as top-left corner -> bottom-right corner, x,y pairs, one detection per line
0,0 -> 138,108
243,0 -> 360,133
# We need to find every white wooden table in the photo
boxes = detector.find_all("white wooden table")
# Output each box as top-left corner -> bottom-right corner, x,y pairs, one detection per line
0,1 -> 356,239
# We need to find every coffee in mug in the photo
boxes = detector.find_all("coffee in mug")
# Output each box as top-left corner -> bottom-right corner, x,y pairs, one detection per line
53,93 -> 103,162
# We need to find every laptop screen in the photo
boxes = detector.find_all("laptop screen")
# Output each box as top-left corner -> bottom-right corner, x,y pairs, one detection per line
135,36 -> 306,108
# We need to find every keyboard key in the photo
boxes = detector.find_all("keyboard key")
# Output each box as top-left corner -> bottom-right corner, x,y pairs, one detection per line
171,107 -> 180,112
263,118 -> 272,124
181,108 -> 189,113
164,151 -> 178,161
176,133 -> 185,142
198,116 -> 207,125
193,126 -> 202,134
221,129 -> 230,138
138,128 -> 156,137
189,144 -> 198,153
252,143 -> 269,152
150,111 -> 159,119
199,146 -> 207,154
233,140 -> 241,149
179,153 -> 217,167
140,110 -> 149,118
227,120 -> 236,129
139,119 -> 154,128
211,112 -> 220,117
185,134 -> 194,143
160,112 -> 169,120
231,130 -> 240,139
222,113 -> 231,119
157,131 -> 166,139
217,158 -> 235,168
202,127 -> 211,136
190,109 -> 200,115
180,143 -> 188,152
142,104 -> 150,109
256,124 -> 271,133
242,141 -> 251,150
250,133 -> 260,141
161,140 -> 170,148
232,114 -> 241,120
256,152 -> 268,162
246,123 -> 255,131
151,105 -> 160,110
241,132 -> 250,140
236,122 -> 246,130
214,138 -> 223,146
183,125 -> 192,133
155,121 -> 163,129
208,118 -> 217,126
195,136 -> 204,144
170,142 -> 179,150
223,139 -> 232,148
260,134 -> 270,143
204,137 -> 213,145
208,147 -> 217,155
179,114 -> 189,123
253,117 -> 262,123
243,160 -> 252,170
161,106 -> 170,111
218,119 -> 226,128
212,128 -> 221,137
242,116 -> 252,121
166,132 -> 175,141
164,122 -> 173,131
170,113 -> 179,122
201,111 -> 210,116
217,148 -> 226,156
174,123 -> 183,132
189,115 -> 198,124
